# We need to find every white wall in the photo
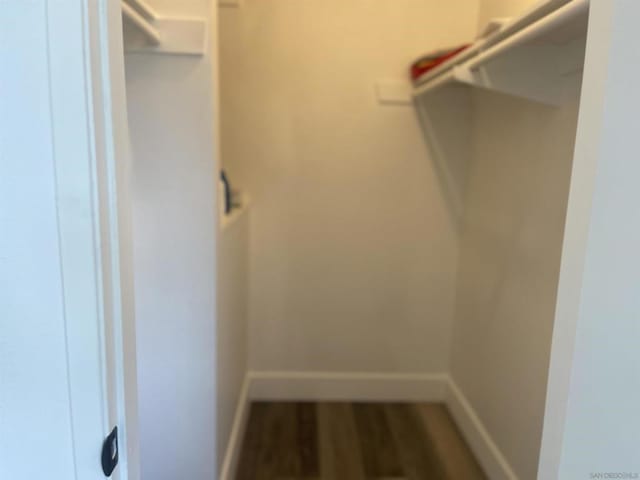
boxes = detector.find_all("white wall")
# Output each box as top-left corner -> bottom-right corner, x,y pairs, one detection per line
219,0 -> 479,375
448,2 -> 582,479
216,209 -> 249,474
541,0 -> 640,477
450,85 -> 581,480
126,1 -> 219,479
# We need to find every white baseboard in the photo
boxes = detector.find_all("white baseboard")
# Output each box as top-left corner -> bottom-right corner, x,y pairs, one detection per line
247,371 -> 449,402
219,375 -> 250,480
445,378 -> 519,480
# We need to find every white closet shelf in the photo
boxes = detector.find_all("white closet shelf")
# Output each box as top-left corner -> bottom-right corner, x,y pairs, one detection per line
413,0 -> 589,105
121,0 -> 208,56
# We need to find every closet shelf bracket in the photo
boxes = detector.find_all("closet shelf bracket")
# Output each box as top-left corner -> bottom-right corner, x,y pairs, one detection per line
121,0 -> 208,56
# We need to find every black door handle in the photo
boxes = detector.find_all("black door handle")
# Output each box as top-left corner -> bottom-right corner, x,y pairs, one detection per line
101,426 -> 119,477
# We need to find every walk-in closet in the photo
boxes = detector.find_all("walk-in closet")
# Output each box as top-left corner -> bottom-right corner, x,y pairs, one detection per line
8,0 -> 640,479
122,0 -> 594,479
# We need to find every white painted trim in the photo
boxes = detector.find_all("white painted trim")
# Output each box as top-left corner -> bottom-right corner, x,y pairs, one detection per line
92,1 -> 141,478
47,2 -> 136,478
219,375 -> 251,480
445,379 -> 518,480
247,371 -> 449,402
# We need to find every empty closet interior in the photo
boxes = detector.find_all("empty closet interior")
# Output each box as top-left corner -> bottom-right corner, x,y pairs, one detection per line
121,0 -> 590,479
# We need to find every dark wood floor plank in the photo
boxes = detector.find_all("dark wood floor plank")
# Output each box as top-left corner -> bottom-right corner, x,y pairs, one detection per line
237,402 -> 485,480
318,403 -> 366,480
236,402 -> 320,480
275,402 -> 301,477
296,402 -> 319,476
352,403 -> 404,478
236,402 -> 270,480
266,402 -> 321,478
258,402 -> 293,480
418,404 -> 487,480
384,403 -> 448,480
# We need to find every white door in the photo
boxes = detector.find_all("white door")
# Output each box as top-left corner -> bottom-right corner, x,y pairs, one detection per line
0,1 -> 138,479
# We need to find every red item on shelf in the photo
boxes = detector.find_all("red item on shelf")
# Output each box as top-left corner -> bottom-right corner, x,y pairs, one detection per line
410,45 -> 471,83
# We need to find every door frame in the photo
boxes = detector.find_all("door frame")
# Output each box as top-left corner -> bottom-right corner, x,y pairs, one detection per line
84,1 -> 140,478
539,0 -> 640,477
48,1 -> 138,478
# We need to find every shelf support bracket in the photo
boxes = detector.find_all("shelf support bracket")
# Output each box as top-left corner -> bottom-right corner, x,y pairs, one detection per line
121,1 -> 208,56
